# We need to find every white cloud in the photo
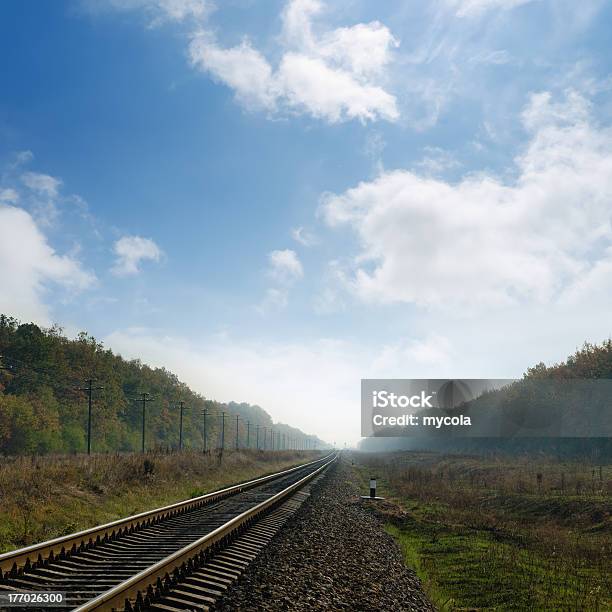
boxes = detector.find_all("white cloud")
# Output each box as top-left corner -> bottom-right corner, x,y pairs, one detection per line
17,170 -> 68,226
280,0 -> 320,49
21,172 -> 62,198
96,0 -> 606,132
153,0 -> 209,22
321,90 -> 612,309
111,235 -> 162,276
415,146 -> 460,176
188,0 -> 399,123
281,0 -> 398,77
520,89 -> 590,130
258,249 -> 303,313
0,204 -> 95,323
10,150 -> 33,168
189,34 -> 276,110
0,188 -> 19,204
291,226 -> 316,246
85,0 -> 210,26
275,53 -> 398,122
267,249 -> 303,283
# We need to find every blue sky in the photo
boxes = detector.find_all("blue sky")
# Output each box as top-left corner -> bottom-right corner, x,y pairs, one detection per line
1,0 -> 612,444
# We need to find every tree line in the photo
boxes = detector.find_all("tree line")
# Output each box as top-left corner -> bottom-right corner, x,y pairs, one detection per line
0,315 -> 326,455
360,339 -> 612,458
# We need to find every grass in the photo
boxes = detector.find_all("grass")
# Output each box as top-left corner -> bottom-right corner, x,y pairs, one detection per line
351,451 -> 611,611
0,449 -> 321,553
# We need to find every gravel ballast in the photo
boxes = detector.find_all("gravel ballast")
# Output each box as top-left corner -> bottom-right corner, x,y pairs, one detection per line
215,459 -> 434,611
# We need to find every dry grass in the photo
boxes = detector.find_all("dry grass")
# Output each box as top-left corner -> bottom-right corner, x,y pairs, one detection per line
353,451 -> 611,611
0,449 -> 320,552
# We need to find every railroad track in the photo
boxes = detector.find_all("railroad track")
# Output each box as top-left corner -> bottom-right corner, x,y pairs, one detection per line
0,453 -> 337,611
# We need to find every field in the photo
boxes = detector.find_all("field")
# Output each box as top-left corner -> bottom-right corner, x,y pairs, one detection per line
0,449 -> 321,554
351,451 -> 611,611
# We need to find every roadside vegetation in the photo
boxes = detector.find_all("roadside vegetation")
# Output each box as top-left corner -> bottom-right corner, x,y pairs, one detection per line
0,314 -> 323,454
0,449 -> 320,553
352,451 -> 611,611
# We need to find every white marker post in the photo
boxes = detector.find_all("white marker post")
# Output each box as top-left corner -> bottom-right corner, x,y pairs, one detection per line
361,475 -> 384,501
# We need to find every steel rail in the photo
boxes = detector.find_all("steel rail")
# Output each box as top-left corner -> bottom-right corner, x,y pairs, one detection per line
74,453 -> 337,612
0,453 -> 333,576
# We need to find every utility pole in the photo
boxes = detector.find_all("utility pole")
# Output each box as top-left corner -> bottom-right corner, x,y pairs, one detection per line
263,427 -> 267,450
246,421 -> 251,449
141,393 -> 152,453
256,424 -> 260,449
135,393 -> 153,453
235,414 -> 239,450
271,429 -> 274,451
77,379 -> 104,455
178,401 -> 185,451
202,407 -> 208,453
220,411 -> 226,450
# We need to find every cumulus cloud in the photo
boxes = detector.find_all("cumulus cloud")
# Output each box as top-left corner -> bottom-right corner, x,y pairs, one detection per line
274,53 -> 398,122
321,90 -> 612,309
188,0 -> 399,123
111,235 -> 162,276
267,249 -> 303,283
189,35 -> 276,110
0,204 -> 95,323
0,154 -> 97,323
